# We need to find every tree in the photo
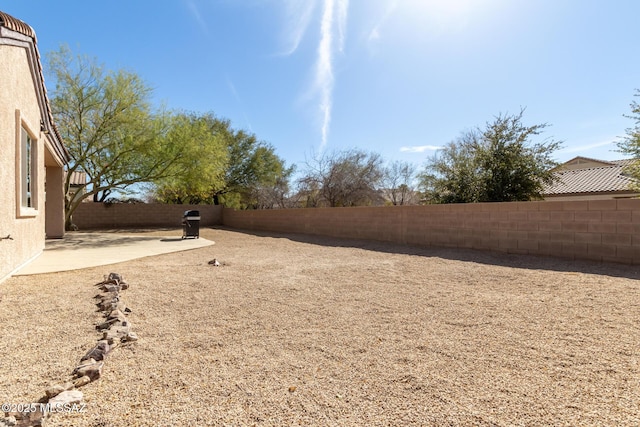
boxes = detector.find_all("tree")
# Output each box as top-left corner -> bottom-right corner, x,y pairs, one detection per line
299,149 -> 385,207
48,46 -> 184,229
214,128 -> 292,209
248,156 -> 296,209
617,89 -> 640,188
150,112 -> 292,208
421,109 -> 561,203
382,160 -> 418,205
420,131 -> 482,203
152,112 -> 228,204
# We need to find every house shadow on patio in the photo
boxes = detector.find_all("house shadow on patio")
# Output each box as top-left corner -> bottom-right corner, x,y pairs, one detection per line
14,230 -> 214,275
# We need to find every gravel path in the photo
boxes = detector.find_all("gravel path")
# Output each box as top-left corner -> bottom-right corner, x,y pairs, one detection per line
1,228 -> 639,426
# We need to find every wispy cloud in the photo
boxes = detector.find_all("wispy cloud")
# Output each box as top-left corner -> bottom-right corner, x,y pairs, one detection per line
336,0 -> 348,53
185,0 -> 209,36
226,76 -> 253,131
314,0 -> 349,150
400,145 -> 442,153
366,0 -> 398,55
278,1 -> 318,56
559,139 -> 616,154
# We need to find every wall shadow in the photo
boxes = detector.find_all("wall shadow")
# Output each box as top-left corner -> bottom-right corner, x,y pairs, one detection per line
216,227 -> 640,281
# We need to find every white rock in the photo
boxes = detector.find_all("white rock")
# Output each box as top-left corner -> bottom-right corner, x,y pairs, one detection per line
49,389 -> 83,406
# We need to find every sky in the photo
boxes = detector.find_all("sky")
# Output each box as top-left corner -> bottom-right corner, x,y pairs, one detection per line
4,0 -> 640,171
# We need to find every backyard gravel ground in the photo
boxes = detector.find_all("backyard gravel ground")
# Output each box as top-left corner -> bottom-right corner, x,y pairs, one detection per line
0,227 -> 639,426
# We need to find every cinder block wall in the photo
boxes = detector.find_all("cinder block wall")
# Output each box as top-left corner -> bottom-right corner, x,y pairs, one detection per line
73,203 -> 223,229
222,200 -> 640,265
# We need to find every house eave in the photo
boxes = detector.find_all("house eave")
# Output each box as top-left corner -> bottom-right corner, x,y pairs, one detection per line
543,190 -> 639,198
0,15 -> 70,166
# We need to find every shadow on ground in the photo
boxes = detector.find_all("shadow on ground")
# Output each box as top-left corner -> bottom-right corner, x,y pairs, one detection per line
219,226 -> 640,280
45,230 -> 186,251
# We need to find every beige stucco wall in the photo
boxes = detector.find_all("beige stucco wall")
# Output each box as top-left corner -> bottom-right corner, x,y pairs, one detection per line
0,44 -> 48,281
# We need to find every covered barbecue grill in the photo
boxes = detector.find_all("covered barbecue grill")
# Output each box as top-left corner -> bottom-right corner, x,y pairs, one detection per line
182,210 -> 200,239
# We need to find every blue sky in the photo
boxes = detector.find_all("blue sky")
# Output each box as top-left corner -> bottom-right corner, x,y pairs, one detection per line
4,1 -> 640,170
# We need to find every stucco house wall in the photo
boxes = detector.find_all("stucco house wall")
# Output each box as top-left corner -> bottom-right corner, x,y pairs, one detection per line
0,12 -> 69,282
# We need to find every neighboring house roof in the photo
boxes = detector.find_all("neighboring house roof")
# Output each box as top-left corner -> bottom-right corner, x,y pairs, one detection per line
0,10 -> 70,164
552,156 -> 616,170
68,171 -> 87,186
543,157 -> 638,196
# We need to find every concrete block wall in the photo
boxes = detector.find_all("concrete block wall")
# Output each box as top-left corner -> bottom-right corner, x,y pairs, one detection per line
72,203 -> 223,229
222,200 -> 640,265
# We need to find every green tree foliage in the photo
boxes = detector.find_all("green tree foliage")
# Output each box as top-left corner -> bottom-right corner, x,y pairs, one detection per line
214,128 -> 292,209
299,149 -> 385,207
152,113 -> 228,204
152,114 -> 292,208
421,110 -> 561,203
617,89 -> 640,187
48,46 -> 184,228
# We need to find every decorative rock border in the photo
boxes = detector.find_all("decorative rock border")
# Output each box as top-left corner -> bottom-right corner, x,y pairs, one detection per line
1,273 -> 137,427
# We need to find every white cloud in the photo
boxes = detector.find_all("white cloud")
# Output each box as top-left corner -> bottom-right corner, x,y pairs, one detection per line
368,28 -> 380,42
400,145 -> 442,153
366,0 -> 398,52
275,0 -> 348,150
314,0 -> 349,150
559,139 -> 616,154
336,0 -> 348,53
226,76 -> 253,131
277,1 -> 318,56
185,0 -> 209,36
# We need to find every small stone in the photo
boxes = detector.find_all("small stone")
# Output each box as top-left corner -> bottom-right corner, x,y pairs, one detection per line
96,318 -> 120,331
96,298 -> 118,312
81,341 -> 110,362
45,384 -> 65,398
98,291 -> 119,299
98,293 -> 119,302
73,375 -> 91,388
108,272 -> 123,282
0,415 -> 16,427
103,284 -> 121,293
123,331 -> 139,342
75,358 -> 96,369
73,359 -> 94,377
107,309 -> 128,322
103,327 -> 129,343
75,361 -> 103,381
11,405 -> 45,426
112,324 -> 131,334
114,302 -> 129,313
49,390 -> 83,406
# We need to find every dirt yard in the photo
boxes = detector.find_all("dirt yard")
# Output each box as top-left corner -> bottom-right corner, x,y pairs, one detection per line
1,228 -> 638,426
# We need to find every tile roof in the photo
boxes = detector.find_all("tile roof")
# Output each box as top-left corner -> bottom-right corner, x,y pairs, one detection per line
68,171 -> 87,186
0,10 -> 70,164
543,159 -> 638,195
0,11 -> 35,39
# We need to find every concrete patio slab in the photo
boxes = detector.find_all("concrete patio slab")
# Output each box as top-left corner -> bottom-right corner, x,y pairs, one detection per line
14,232 -> 214,275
